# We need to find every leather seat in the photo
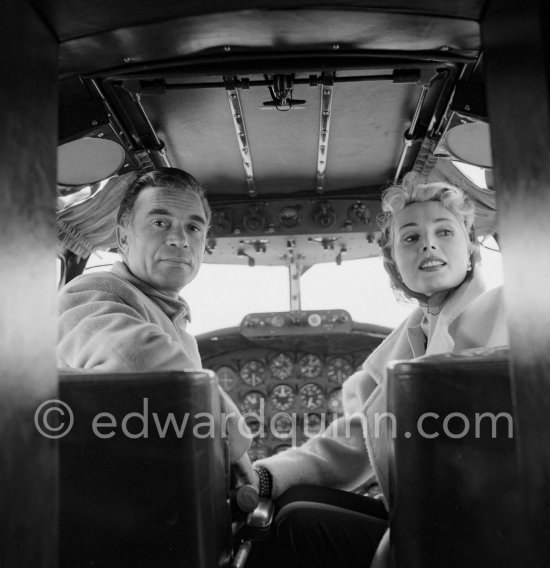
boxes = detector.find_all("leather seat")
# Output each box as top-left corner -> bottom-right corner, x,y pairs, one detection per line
59,369 -> 233,568
386,347 -> 528,567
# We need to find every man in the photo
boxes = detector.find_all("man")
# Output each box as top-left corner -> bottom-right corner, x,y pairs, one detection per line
58,167 -> 250,462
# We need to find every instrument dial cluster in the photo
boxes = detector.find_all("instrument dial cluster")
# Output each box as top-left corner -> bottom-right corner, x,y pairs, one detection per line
209,344 -> 382,461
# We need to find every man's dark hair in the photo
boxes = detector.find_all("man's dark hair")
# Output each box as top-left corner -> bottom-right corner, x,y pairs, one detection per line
117,168 -> 211,227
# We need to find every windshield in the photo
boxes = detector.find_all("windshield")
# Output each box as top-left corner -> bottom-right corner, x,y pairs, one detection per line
85,237 -> 503,336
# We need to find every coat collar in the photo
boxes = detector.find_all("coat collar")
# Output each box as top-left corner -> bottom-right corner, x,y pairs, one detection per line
363,269 -> 487,385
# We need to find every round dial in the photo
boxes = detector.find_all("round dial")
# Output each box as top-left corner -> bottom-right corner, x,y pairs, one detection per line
326,357 -> 353,385
279,205 -> 301,228
273,414 -> 295,439
245,417 -> 263,438
297,353 -> 323,379
271,315 -> 286,328
303,413 -> 324,436
240,359 -> 267,387
269,384 -> 295,411
328,388 -> 344,414
307,313 -> 322,327
299,383 -> 325,410
216,365 -> 239,392
248,441 -> 269,461
269,353 -> 294,380
241,391 -> 264,413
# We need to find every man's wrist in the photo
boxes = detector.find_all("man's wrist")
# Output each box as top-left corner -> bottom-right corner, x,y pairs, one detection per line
253,464 -> 273,498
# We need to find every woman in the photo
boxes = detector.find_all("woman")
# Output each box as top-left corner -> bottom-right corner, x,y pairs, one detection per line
250,175 -> 508,567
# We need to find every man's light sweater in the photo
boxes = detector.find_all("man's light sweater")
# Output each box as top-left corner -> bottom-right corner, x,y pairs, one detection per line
58,261 -> 250,463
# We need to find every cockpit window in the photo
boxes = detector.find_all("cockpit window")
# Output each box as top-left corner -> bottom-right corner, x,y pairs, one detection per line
452,161 -> 490,190
84,237 -> 502,336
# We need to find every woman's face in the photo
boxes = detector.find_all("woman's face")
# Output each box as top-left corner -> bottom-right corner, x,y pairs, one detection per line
392,201 -> 471,297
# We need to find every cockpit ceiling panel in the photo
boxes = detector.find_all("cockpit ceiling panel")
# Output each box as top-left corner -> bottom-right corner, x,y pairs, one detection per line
141,74 -> 422,196
53,8 -> 480,77
35,0 -> 488,45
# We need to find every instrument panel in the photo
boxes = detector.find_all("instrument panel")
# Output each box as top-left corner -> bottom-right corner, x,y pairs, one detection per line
199,317 -> 390,460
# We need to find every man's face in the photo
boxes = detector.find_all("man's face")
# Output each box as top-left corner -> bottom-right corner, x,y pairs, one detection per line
117,186 -> 207,297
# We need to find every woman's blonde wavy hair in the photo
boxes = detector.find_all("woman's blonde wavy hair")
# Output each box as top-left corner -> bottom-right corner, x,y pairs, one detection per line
377,173 -> 480,304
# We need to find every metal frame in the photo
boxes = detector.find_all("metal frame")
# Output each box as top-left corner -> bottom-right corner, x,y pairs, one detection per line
225,77 -> 256,196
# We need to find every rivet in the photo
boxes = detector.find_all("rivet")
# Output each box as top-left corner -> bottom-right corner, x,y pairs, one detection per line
224,46 -> 231,52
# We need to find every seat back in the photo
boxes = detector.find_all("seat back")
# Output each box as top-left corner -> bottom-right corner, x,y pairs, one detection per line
59,370 -> 232,568
387,347 -> 530,567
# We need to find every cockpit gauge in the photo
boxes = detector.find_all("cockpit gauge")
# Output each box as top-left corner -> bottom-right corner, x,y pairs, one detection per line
272,414 -> 295,440
271,314 -> 286,328
326,357 -> 353,385
216,365 -> 239,392
240,359 -> 267,387
241,391 -> 264,413
299,383 -> 325,410
248,440 -> 269,461
297,353 -> 323,379
279,205 -> 302,229
245,417 -> 264,439
269,353 -> 294,380
307,313 -> 322,327
269,384 -> 295,411
303,413 -> 324,436
328,388 -> 344,414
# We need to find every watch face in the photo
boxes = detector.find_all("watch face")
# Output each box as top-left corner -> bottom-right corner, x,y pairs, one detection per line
241,390 -> 264,413
299,383 -> 325,410
326,357 -> 353,385
240,359 -> 267,387
269,352 -> 294,380
297,353 -> 324,379
216,365 -> 239,392
269,384 -> 295,411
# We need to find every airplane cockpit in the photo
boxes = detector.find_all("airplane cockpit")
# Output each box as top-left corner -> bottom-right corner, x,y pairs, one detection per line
6,1 -> 550,567
54,1 -> 498,471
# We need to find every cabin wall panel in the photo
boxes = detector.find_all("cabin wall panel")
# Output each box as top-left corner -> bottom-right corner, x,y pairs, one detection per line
483,0 -> 550,563
0,1 -> 58,567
